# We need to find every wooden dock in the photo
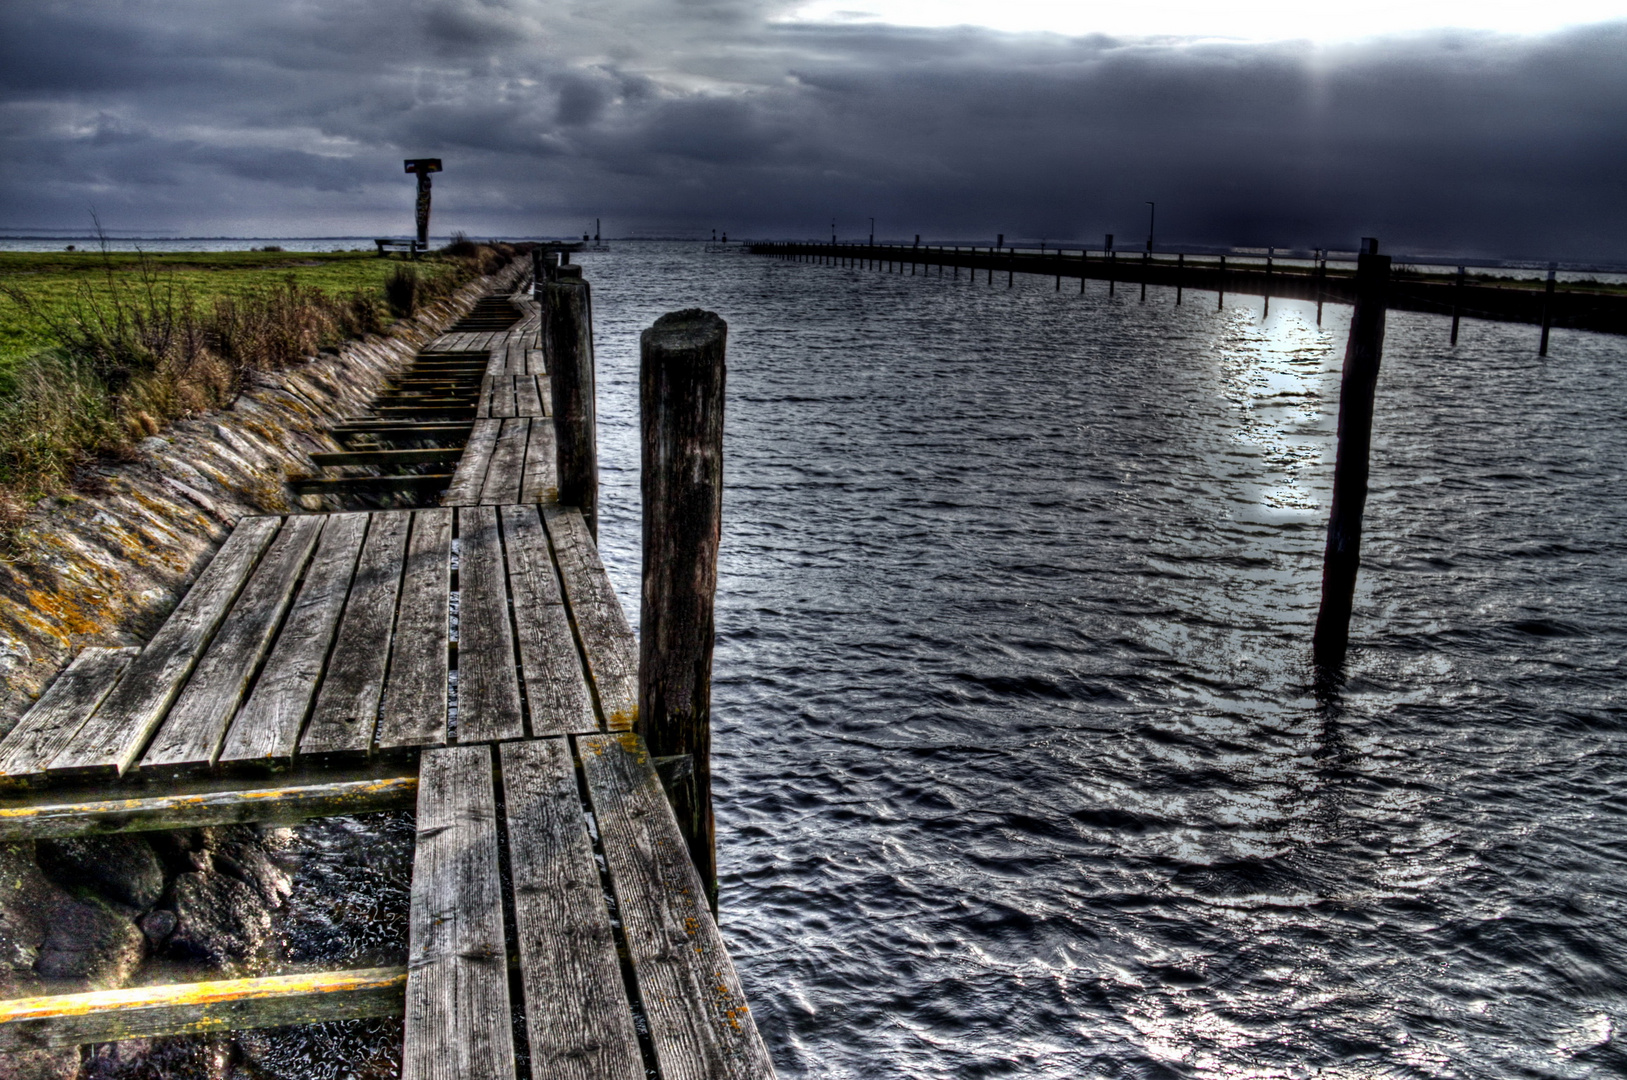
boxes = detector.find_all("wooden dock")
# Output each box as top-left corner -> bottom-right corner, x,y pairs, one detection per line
0,265 -> 776,1078
752,240 -> 1627,338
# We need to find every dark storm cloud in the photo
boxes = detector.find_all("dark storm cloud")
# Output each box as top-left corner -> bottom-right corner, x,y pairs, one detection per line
1,0 -> 1623,259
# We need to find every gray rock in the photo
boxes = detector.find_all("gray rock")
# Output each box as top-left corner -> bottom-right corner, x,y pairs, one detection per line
36,834 -> 165,911
139,907 -> 178,945
206,825 -> 291,908
34,894 -> 144,987
0,843 -> 54,974
0,1045 -> 79,1080
166,871 -> 271,965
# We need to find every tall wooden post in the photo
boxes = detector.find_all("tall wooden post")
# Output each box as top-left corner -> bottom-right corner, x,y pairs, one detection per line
1450,265 -> 1464,344
1539,263 -> 1557,356
1316,251 -> 1326,325
1218,255 -> 1226,309
1140,252 -> 1148,302
1176,252 -> 1184,305
639,309 -> 727,914
1080,250 -> 1087,294
544,267 -> 599,539
1313,239 -> 1391,672
403,158 -> 443,255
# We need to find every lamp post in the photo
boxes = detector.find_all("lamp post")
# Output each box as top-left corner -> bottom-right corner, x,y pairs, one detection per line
1145,201 -> 1155,252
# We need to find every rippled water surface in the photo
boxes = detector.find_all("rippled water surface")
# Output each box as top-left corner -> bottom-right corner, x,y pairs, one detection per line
579,243 -> 1627,1079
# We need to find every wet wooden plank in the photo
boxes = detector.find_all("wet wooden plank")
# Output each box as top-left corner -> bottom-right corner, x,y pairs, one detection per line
525,349 -> 546,377
50,516 -> 283,778
0,967 -> 407,1050
376,509 -> 452,749
455,507 -> 524,743
0,773 -> 417,841
402,745 -> 516,1080
515,375 -> 545,418
479,418 -> 528,506
520,419 -> 558,505
140,516 -> 325,772
489,378 -> 517,419
501,506 -> 595,735
543,507 -> 638,730
499,740 -> 642,1080
578,732 -> 776,1080
0,649 -> 138,779
218,514 -> 367,767
476,373 -> 494,419
300,512 -> 411,757
443,418 -> 501,507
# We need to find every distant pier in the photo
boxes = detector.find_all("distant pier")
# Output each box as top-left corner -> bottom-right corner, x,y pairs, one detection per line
752,241 -> 1627,338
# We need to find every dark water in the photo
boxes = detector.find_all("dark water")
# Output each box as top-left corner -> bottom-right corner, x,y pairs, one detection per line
580,244 -> 1627,1078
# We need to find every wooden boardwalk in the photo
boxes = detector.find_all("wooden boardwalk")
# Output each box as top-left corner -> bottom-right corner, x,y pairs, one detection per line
0,273 -> 776,1078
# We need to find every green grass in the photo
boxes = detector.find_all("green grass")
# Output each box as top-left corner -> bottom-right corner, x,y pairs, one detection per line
0,242 -> 514,521
0,250 -> 409,372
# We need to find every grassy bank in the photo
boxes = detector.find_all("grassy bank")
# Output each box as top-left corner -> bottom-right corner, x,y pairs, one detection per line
0,241 -> 517,520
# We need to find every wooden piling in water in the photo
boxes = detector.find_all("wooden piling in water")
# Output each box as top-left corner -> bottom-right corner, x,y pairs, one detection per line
544,268 -> 599,539
1218,255 -> 1226,309
1176,253 -> 1184,305
1313,239 -> 1391,672
1539,263 -> 1557,356
1450,265 -> 1464,344
638,309 -> 727,913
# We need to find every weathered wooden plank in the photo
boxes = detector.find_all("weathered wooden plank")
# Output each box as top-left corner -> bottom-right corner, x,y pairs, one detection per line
500,507 -> 595,735
288,475 -> 453,497
0,774 -> 417,841
489,378 -> 517,419
376,509 -> 451,749
525,348 -> 546,377
476,373 -> 493,419
543,507 -> 638,730
479,417 -> 528,506
454,507 -> 524,743
520,418 -> 558,505
537,374 -> 552,416
139,516 -> 325,772
499,740 -> 642,1080
309,447 -> 464,467
50,516 -> 283,777
218,513 -> 367,767
577,732 -> 776,1080
0,967 -> 407,1051
402,745 -> 516,1080
300,512 -> 411,757
0,649 -> 138,780
442,418 -> 501,507
515,375 -> 545,418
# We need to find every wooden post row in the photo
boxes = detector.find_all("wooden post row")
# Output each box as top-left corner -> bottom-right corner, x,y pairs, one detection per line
1313,238 -> 1392,672
638,309 -> 727,913
544,267 -> 599,538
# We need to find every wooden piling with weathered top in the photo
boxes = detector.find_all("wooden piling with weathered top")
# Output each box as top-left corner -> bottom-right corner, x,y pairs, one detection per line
544,266 -> 599,539
1313,238 -> 1391,672
638,309 -> 727,914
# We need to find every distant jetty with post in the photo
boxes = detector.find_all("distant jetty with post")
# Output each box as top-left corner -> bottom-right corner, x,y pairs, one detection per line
750,239 -> 1627,345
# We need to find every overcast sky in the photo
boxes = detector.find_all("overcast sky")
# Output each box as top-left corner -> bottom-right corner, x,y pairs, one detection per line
2,0 -> 1625,259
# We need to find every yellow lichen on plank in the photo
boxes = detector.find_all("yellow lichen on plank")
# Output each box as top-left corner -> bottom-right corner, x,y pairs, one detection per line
0,966 -> 407,1049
